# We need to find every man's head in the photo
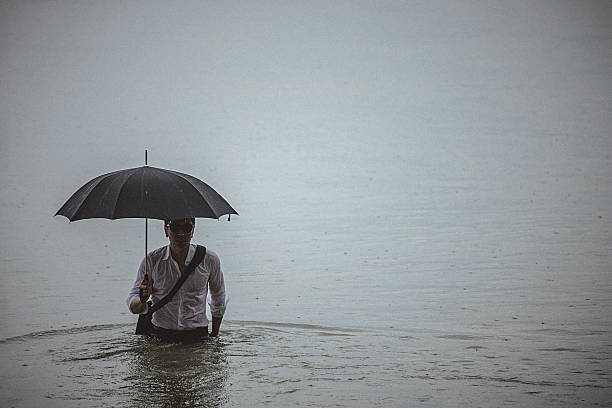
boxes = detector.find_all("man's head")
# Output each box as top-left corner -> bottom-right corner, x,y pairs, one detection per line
164,218 -> 195,250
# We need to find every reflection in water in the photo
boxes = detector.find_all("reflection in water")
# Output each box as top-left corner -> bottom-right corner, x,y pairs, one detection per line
129,338 -> 229,408
0,324 -> 230,408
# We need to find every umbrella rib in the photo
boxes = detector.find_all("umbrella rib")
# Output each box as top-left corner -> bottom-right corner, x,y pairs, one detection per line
156,169 -> 173,220
111,168 -> 141,219
68,171 -> 120,221
171,171 -> 219,218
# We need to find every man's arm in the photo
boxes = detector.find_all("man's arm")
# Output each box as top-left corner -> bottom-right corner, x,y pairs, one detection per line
211,316 -> 222,337
207,251 -> 226,337
127,257 -> 151,314
129,295 -> 148,314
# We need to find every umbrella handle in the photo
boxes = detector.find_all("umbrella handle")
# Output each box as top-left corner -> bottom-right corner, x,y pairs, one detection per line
139,273 -> 149,303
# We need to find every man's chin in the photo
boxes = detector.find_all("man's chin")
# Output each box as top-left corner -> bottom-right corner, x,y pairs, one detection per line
175,241 -> 190,248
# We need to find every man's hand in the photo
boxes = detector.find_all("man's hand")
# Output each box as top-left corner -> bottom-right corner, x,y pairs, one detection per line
130,277 -> 151,314
138,277 -> 151,302
210,316 -> 223,337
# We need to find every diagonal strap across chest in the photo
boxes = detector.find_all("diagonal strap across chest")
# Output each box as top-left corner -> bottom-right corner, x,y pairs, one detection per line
150,245 -> 206,314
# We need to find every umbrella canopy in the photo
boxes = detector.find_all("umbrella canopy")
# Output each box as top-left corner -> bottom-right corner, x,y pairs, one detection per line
56,166 -> 238,222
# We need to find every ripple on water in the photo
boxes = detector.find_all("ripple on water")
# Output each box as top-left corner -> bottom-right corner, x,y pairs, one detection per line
0,322 -> 611,407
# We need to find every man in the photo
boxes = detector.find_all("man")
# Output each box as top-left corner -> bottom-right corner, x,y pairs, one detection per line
127,218 -> 226,342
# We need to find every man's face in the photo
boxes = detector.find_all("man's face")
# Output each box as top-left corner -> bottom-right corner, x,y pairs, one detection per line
165,218 -> 195,249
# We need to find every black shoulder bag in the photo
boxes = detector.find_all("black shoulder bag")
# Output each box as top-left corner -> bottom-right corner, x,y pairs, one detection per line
135,245 -> 207,335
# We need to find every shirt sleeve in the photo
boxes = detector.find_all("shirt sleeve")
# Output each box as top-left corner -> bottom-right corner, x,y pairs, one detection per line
207,252 -> 227,318
126,256 -> 150,315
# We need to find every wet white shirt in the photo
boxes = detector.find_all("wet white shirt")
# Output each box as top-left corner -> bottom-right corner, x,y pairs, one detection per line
127,244 -> 226,330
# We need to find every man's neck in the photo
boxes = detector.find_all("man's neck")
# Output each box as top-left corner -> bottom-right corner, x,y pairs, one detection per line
169,244 -> 189,265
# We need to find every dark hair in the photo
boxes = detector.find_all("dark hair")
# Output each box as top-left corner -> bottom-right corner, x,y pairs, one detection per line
164,218 -> 196,227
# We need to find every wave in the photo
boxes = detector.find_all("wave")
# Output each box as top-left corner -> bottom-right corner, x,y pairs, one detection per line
227,320 -> 366,333
0,323 -> 131,344
0,320 -> 365,344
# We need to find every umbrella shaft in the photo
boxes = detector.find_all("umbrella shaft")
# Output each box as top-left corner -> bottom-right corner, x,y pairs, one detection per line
144,150 -> 149,279
144,218 -> 148,277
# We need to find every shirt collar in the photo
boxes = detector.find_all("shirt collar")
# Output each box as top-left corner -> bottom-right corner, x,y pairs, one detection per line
163,244 -> 196,265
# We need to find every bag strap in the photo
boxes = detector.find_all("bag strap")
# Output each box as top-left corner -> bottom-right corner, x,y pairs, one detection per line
150,245 -> 206,315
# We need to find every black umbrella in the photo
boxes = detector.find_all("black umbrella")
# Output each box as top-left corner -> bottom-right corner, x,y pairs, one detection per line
55,165 -> 238,222
56,155 -> 237,293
